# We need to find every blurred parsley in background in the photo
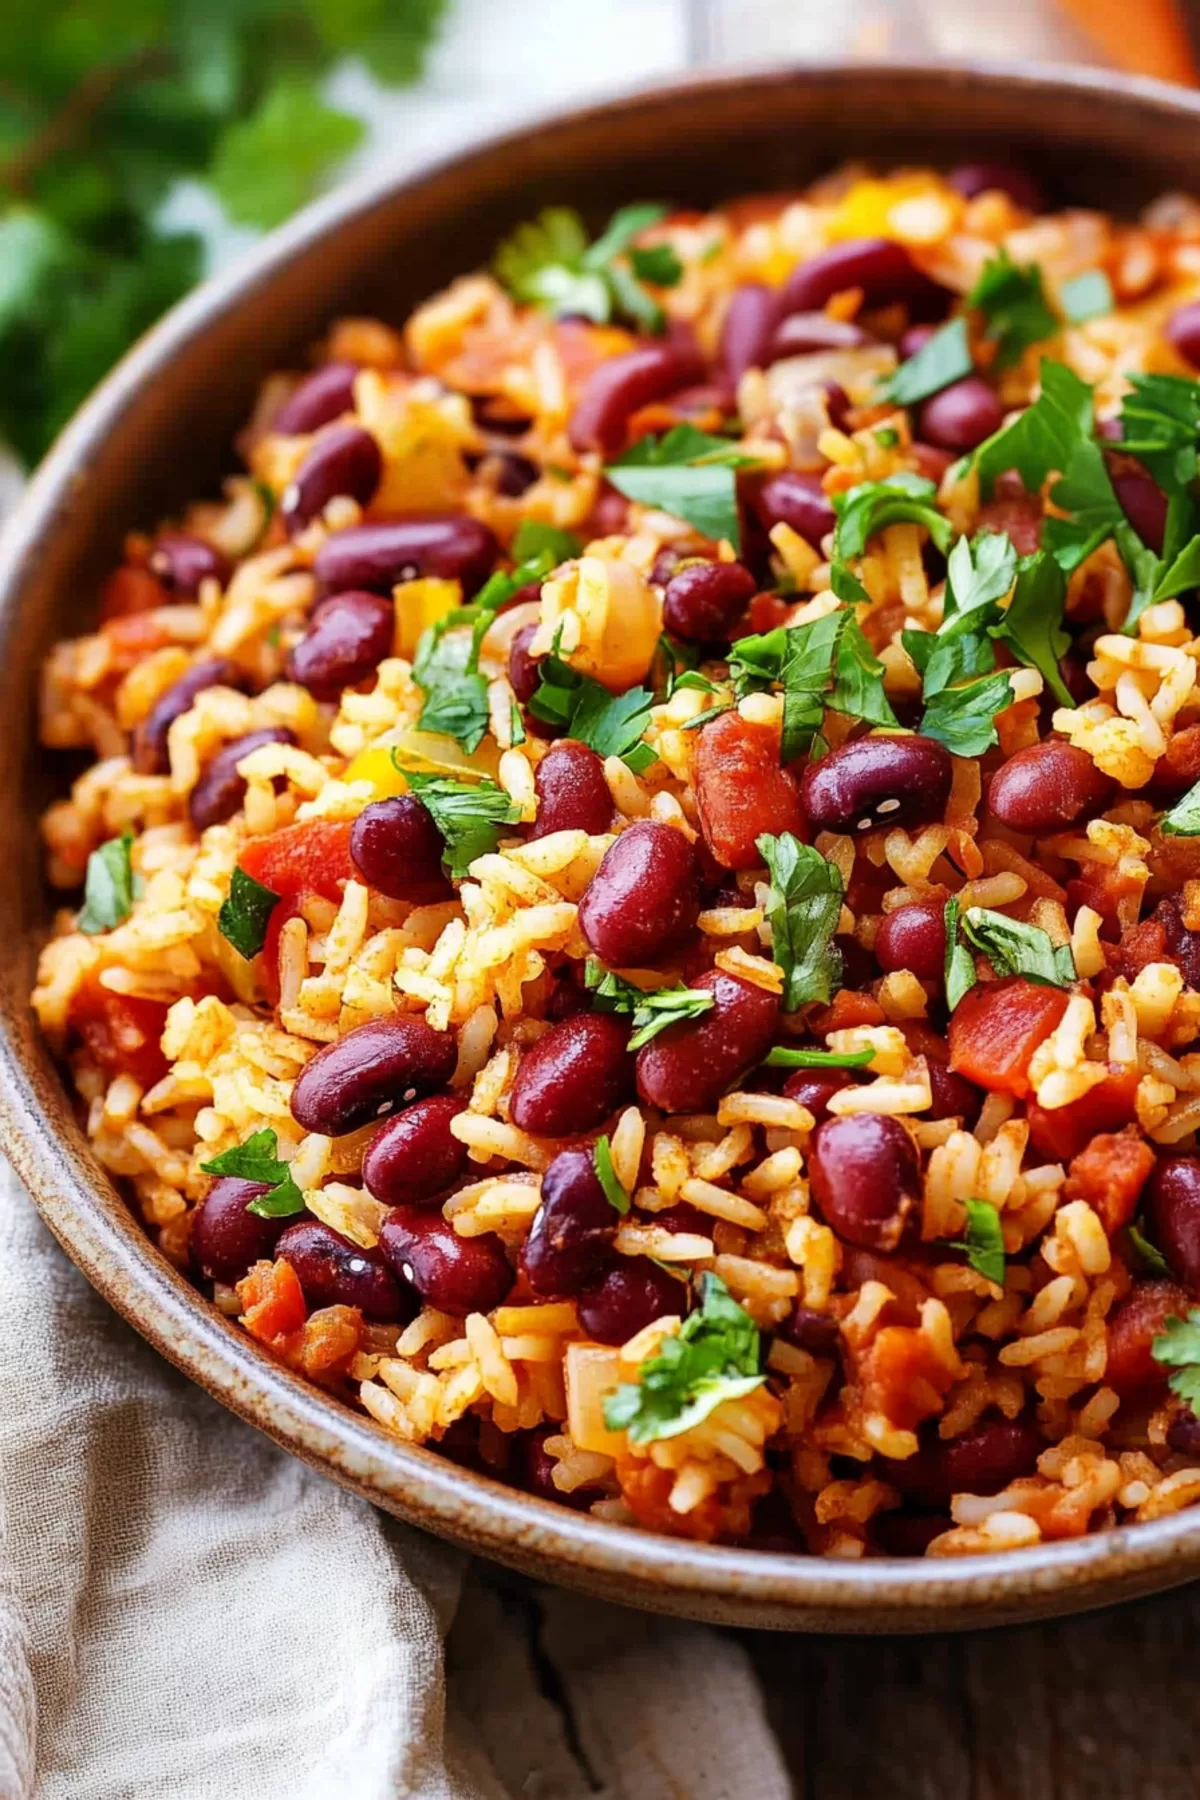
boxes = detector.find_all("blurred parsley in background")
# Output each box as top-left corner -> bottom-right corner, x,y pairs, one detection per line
0,0 -> 448,466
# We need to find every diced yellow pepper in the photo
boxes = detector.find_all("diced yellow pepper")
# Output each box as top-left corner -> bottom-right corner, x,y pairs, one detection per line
343,728 -> 502,798
827,175 -> 960,247
342,743 -> 409,797
393,577 -> 462,661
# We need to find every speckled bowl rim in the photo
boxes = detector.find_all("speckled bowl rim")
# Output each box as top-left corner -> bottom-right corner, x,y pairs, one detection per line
5,59 -> 1200,1631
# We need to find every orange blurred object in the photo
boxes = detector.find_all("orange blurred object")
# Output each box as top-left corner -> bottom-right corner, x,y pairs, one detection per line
1058,0 -> 1199,84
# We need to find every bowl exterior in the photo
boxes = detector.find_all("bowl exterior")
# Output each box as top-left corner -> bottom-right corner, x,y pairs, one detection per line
6,61 -> 1200,1631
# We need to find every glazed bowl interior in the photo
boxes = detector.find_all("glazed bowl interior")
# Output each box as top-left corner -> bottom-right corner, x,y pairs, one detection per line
7,61 -> 1200,1631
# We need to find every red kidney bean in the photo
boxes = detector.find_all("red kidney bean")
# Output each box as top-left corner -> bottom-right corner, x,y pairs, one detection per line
188,726 -> 297,831
349,795 -> 452,902
190,1177 -> 288,1284
652,1201 -> 714,1237
578,821 -> 701,966
1106,1279 -> 1193,1397
765,312 -> 871,364
875,1511 -> 952,1556
926,1060 -> 983,1126
313,516 -> 499,599
775,1302 -> 840,1356
520,1147 -> 619,1296
508,1012 -> 633,1137
148,532 -> 231,595
1146,1156 -> 1200,1293
291,1016 -> 457,1136
273,361 -> 360,435
568,343 -> 705,455
1167,1410 -> 1200,1458
520,1423 -> 594,1508
362,1093 -> 469,1207
281,424 -> 382,535
777,237 -> 944,320
275,1218 -> 412,1321
378,1207 -> 513,1315
577,1259 -> 683,1344
636,968 -> 779,1114
1113,468 -> 1167,555
1166,300 -> 1200,369
720,284 -> 778,383
1135,895 -> 1200,992
750,469 -> 835,549
799,733 -> 952,835
781,1068 -> 854,1120
508,620 -> 544,703
662,559 -> 757,642
909,441 -> 956,485
880,1414 -> 1042,1503
285,589 -> 394,701
531,741 -> 612,838
976,477 -> 1043,556
875,900 -> 947,982
987,740 -> 1115,835
917,376 -> 1003,451
132,657 -> 244,775
822,381 -> 853,432
898,324 -> 938,360
808,1112 -> 919,1251
493,451 -> 541,497
948,164 -> 1043,211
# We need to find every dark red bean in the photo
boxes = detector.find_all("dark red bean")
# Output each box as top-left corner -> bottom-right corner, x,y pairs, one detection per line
494,451 -> 540,497
662,560 -> 757,642
808,1113 -> 919,1250
777,238 -> 944,319
281,425 -> 382,535
948,164 -> 1043,212
578,821 -> 701,966
190,1177 -> 288,1284
880,1414 -> 1042,1502
765,312 -> 871,364
875,900 -> 947,982
568,344 -> 705,455
148,532 -> 231,596
1146,1156 -> 1200,1294
1106,1279 -> 1193,1397
909,441 -> 956,485
349,796 -> 452,902
799,733 -> 952,835
899,324 -> 938,361
652,1201 -> 714,1237
875,1511 -> 952,1556
636,968 -> 779,1114
927,1061 -> 983,1126
988,740 -> 1116,835
520,1147 -> 618,1296
917,376 -> 1004,452
362,1094 -> 469,1207
750,469 -> 835,549
132,657 -> 244,775
313,516 -> 499,599
508,1012 -> 633,1137
520,1424 -> 595,1508
775,1303 -> 840,1356
822,381 -> 853,432
720,283 -> 778,383
578,1259 -> 683,1344
1167,1410 -> 1200,1458
188,727 -> 297,831
1165,300 -> 1200,369
273,361 -> 360,435
378,1207 -> 513,1315
531,741 -> 612,838
290,1016 -> 457,1136
781,1069 -> 854,1120
285,589 -> 394,701
508,621 -> 544,709
275,1218 -> 412,1322
1113,468 -> 1167,555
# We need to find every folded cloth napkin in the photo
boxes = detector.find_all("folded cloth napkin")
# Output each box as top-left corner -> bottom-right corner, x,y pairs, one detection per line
0,1166 -> 791,1799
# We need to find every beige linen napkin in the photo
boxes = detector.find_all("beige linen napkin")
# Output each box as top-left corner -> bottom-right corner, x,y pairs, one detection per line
0,1167 -> 790,1799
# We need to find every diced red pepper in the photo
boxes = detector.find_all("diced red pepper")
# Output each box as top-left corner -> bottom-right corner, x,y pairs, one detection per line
237,1258 -> 308,1342
745,591 -> 791,635
695,711 -> 806,870
857,1324 -> 958,1431
1026,1066 -> 1140,1163
99,564 -> 168,621
238,819 -> 356,906
1063,1127 -> 1155,1235
947,976 -> 1070,1098
809,989 -> 886,1035
1105,1280 -> 1191,1399
69,972 -> 170,1088
100,611 -> 174,672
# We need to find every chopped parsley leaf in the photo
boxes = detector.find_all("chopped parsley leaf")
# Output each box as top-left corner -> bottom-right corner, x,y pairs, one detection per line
1160,777 -> 1200,837
940,531 -> 1019,631
968,356 -> 1096,498
992,550 -> 1073,706
905,625 -> 1012,756
1128,1220 -> 1172,1278
874,427 -> 900,449
528,643 -> 657,773
948,1198 -> 1006,1286
832,471 -> 952,560
601,1273 -> 764,1444
404,774 -> 523,880
958,906 -> 1076,987
1060,270 -> 1114,325
585,959 -> 716,1049
594,1134 -> 631,1214
967,249 -> 1058,371
605,424 -> 755,548
200,1127 -> 305,1219
878,315 -> 973,407
762,1044 -> 874,1070
494,202 -> 680,333
943,897 -> 977,1012
217,866 -> 280,961
1152,1307 -> 1200,1410
511,520 -> 583,566
757,832 -> 844,1013
78,833 -> 136,935
1114,373 -> 1200,498
510,700 -> 527,747
729,608 -> 895,760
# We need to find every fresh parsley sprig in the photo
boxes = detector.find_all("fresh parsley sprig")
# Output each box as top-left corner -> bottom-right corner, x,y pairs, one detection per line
878,315 -> 973,407
527,643 -> 657,774
943,897 -> 977,1012
947,1198 -> 1006,1285
605,424 -> 756,549
903,625 -> 1013,758
200,1127 -> 305,1220
494,202 -> 683,333
727,609 -> 896,762
832,472 -> 953,560
1161,780 -> 1200,837
218,866 -> 280,961
78,833 -> 137,935
757,832 -> 844,1013
957,905 -> 1076,989
1152,1307 -> 1200,1409
967,249 -> 1059,371
593,1135 -> 631,1215
762,1044 -> 874,1070
585,960 -> 716,1049
404,774 -> 523,880
601,1273 -> 764,1444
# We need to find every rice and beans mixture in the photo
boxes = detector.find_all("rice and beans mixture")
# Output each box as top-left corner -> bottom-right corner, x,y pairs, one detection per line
34,162 -> 1200,1557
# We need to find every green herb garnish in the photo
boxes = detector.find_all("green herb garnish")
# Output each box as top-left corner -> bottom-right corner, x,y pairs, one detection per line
832,471 -> 953,560
494,202 -> 682,333
728,609 -> 896,761
948,1198 -> 1006,1286
78,833 -> 136,935
1161,779 -> 1200,837
594,1134 -> 631,1214
757,832 -> 844,1013
217,865 -> 280,961
200,1126 -> 305,1220
1129,1221 -> 1172,1278
527,641 -> 657,774
605,424 -> 755,548
414,545 -> 556,753
1152,1307 -> 1200,1409
403,774 -> 522,880
958,906 -> 1076,988
1060,270 -> 1114,325
878,315 -> 973,407
511,520 -> 583,565
967,249 -> 1058,370
602,1273 -> 764,1444
943,896 -> 977,1013
585,959 -> 716,1049
762,1045 -> 875,1070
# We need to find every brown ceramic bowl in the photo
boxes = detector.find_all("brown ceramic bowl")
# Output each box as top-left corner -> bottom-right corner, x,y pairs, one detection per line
6,61 -> 1200,1632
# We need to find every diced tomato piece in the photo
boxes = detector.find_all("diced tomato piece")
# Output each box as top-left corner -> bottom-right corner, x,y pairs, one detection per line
947,976 -> 1069,1097
1026,1066 -> 1139,1162
1063,1127 -> 1155,1235
615,1456 -> 726,1543
695,711 -> 806,870
857,1324 -> 958,1431
976,484 -> 1043,557
286,1305 -> 364,1378
809,989 -> 886,1035
237,1258 -> 308,1342
238,819 -> 356,906
745,591 -> 791,635
1153,723 -> 1200,794
99,564 -> 168,621
100,611 -> 174,672
1066,861 -> 1144,936
69,973 -> 169,1088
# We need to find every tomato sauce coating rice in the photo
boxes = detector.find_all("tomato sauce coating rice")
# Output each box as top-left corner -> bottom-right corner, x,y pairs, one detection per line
33,161 -> 1200,1556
